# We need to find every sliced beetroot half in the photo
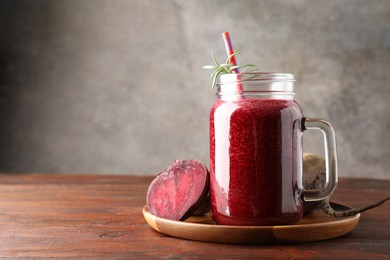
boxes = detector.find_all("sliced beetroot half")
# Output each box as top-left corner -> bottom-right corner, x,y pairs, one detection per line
146,159 -> 210,221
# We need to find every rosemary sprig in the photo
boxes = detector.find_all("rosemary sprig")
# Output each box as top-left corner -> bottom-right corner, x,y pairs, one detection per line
202,51 -> 258,88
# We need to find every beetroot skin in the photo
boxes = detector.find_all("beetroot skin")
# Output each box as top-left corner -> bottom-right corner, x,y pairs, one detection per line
146,159 -> 210,221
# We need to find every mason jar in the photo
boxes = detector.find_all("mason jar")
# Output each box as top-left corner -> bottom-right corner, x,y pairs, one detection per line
209,72 -> 338,226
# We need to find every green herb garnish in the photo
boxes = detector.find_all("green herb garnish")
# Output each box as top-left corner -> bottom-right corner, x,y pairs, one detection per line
202,51 -> 258,88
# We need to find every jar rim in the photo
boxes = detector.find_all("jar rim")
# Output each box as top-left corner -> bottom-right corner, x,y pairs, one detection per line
217,72 -> 295,97
218,72 -> 295,86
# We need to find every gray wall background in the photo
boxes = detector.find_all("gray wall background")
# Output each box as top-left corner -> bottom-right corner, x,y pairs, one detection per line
1,0 -> 389,179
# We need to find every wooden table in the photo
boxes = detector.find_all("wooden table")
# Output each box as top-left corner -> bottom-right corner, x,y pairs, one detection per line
0,174 -> 389,259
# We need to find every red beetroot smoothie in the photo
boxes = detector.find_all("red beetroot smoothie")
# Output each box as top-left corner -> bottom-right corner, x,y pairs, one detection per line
210,98 -> 304,225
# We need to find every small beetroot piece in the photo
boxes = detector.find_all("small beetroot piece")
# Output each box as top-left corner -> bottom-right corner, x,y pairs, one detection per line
303,153 -> 390,217
146,159 -> 210,221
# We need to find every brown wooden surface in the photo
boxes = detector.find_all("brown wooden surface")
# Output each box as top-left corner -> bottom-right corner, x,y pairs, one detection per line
0,174 -> 389,259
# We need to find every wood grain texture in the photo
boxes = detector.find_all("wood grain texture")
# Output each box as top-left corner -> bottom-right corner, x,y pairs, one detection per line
0,174 -> 389,259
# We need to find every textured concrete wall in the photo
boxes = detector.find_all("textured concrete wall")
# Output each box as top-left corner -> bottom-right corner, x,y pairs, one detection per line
0,0 -> 389,179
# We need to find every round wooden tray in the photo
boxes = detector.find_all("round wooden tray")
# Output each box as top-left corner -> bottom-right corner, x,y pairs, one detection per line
143,202 -> 360,244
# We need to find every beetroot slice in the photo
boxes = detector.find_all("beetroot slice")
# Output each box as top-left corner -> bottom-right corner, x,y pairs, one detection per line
146,159 -> 210,221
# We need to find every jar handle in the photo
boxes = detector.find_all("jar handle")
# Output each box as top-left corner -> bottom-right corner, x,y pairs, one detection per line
300,117 -> 338,201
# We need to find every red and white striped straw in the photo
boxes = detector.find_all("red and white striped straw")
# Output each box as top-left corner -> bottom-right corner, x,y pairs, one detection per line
222,32 -> 239,74
222,32 -> 243,93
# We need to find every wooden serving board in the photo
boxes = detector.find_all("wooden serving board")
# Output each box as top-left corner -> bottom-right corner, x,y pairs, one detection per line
143,202 -> 360,244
